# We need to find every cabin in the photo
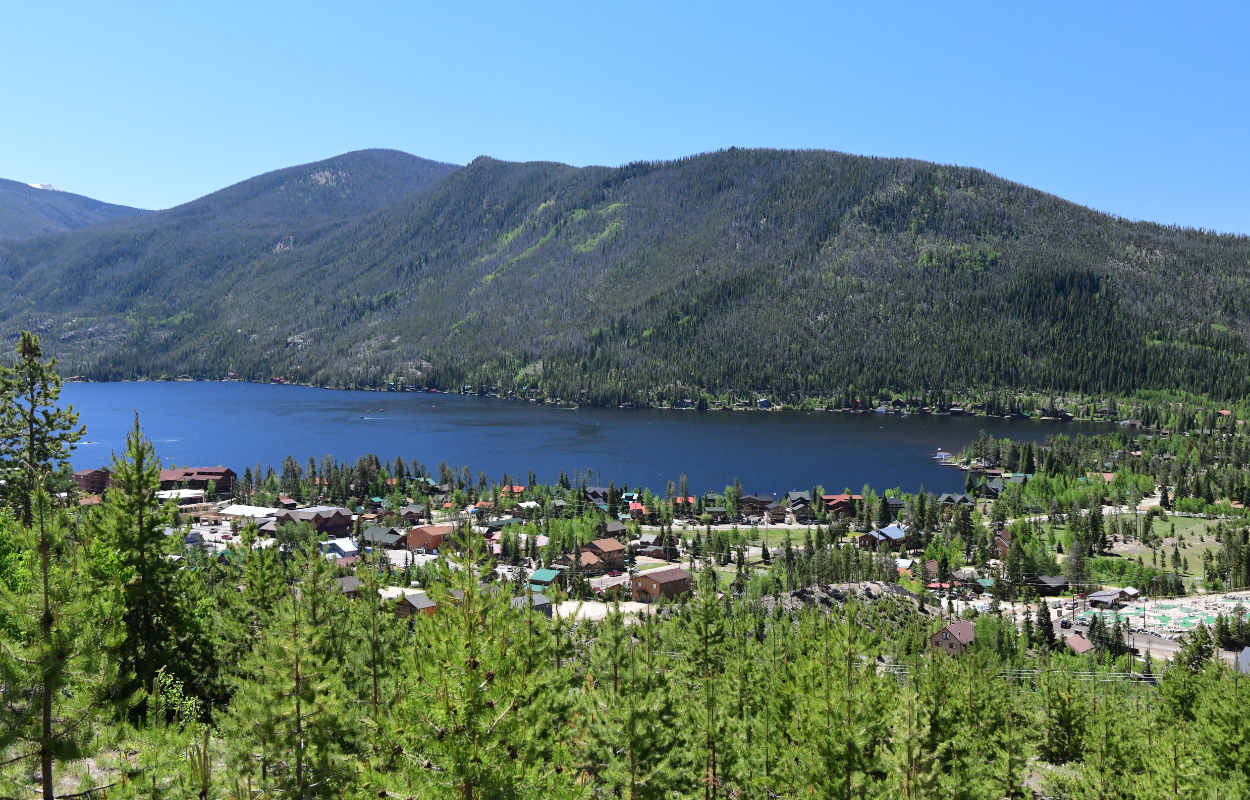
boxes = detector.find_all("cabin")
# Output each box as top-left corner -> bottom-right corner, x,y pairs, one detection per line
597,519 -> 628,539
585,538 -> 627,572
335,576 -> 363,599
1064,634 -> 1094,655
272,506 -> 353,537
885,497 -> 904,520
930,621 -> 976,655
764,503 -> 787,523
993,530 -> 1011,559
821,493 -> 862,518
1028,575 -> 1068,596
632,566 -> 693,603
976,478 -> 1005,499
361,525 -> 406,549
739,494 -> 774,516
858,522 -> 907,551
528,568 -> 562,593
400,504 -> 428,523
938,493 -> 975,507
556,549 -> 603,574
396,591 -> 438,618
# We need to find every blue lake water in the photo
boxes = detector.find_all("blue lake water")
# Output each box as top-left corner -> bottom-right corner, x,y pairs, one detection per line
61,382 -> 1116,495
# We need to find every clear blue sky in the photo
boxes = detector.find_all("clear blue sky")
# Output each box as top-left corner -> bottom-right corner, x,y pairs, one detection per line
3,2 -> 1247,232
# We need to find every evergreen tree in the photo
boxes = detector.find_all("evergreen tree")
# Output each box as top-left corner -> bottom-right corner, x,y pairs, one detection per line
579,606 -> 677,798
0,331 -> 85,523
223,552 -> 352,795
672,567 -> 729,799
1036,604 -> 1056,650
91,415 -> 188,701
397,533 -> 578,799
0,494 -> 121,800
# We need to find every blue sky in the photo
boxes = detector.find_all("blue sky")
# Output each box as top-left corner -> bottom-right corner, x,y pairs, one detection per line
3,2 -> 1247,232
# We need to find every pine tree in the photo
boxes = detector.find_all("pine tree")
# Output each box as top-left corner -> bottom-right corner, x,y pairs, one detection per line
222,552 -> 351,795
1037,604 -> 1056,650
0,331 -> 85,524
792,607 -> 891,797
397,533 -> 578,799
91,414 -> 187,701
0,493 -> 121,800
579,606 -> 677,798
672,567 -> 730,799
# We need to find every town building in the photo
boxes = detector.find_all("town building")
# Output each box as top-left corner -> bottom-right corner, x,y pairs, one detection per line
406,524 -> 456,552
632,566 -> 692,603
159,467 -> 236,495
585,538 -> 627,572
272,506 -> 354,537
930,620 -> 976,655
73,468 -> 112,494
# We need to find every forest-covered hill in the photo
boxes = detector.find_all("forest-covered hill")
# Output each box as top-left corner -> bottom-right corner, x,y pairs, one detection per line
2,147 -> 1249,402
0,178 -> 150,239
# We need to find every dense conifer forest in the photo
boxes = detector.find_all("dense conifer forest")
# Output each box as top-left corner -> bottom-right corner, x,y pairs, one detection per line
3,148 -> 1250,404
4,332 -> 1250,798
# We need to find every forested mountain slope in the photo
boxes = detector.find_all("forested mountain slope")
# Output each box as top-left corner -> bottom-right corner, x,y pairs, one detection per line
0,149 -> 460,362
0,178 -> 150,239
3,148 -> 1249,401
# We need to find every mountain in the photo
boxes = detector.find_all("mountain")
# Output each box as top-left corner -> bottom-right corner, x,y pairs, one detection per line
0,178 -> 150,239
2,147 -> 1249,402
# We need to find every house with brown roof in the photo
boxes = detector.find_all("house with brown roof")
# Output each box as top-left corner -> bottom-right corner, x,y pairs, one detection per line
632,566 -> 692,603
930,620 -> 976,655
556,549 -> 602,574
1064,633 -> 1094,655
585,538 -> 627,572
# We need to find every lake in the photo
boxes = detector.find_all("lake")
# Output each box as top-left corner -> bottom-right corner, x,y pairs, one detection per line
61,382 -> 1116,495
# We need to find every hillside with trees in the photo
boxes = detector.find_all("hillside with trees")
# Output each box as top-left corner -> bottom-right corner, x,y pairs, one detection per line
3,148 -> 1250,402
0,178 -> 150,239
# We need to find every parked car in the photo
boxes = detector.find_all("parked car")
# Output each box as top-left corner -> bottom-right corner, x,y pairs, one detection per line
1060,619 -> 1072,629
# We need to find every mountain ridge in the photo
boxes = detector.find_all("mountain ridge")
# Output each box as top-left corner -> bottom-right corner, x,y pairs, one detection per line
0,178 -> 151,240
2,147 -> 1249,402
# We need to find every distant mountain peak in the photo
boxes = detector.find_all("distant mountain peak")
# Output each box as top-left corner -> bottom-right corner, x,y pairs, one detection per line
28,183 -> 63,192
